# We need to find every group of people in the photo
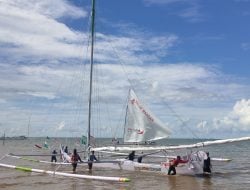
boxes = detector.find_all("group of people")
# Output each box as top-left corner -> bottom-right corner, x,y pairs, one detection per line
126,151 -> 144,163
71,149 -> 98,172
51,147 -> 211,175
167,152 -> 212,175
126,150 -> 211,175
50,147 -> 98,173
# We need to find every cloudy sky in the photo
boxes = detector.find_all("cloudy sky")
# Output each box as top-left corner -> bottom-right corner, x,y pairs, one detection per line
0,0 -> 250,139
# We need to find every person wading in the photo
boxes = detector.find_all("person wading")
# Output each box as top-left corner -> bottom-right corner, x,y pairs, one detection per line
168,156 -> 188,175
71,149 -> 82,173
88,151 -> 98,170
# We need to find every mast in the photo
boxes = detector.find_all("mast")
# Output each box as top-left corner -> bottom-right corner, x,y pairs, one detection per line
123,90 -> 130,142
27,116 -> 31,139
2,131 -> 5,146
87,0 -> 96,148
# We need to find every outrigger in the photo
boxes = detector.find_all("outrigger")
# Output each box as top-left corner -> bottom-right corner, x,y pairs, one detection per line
2,0 -> 250,181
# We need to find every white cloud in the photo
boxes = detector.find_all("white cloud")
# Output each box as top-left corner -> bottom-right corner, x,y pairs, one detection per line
93,33 -> 179,65
234,0 -> 250,2
241,43 -> 250,51
1,0 -> 86,19
1,60 -> 250,138
178,99 -> 250,138
0,0 -> 181,70
0,63 -> 76,102
55,121 -> 65,131
197,99 -> 250,137
143,0 -> 204,22
19,91 -> 57,100
144,0 -> 190,5
0,0 -> 179,65
178,3 -> 203,22
0,0 -> 87,60
1,0 -> 250,138
222,99 -> 250,130
233,99 -> 250,125
0,98 -> 7,104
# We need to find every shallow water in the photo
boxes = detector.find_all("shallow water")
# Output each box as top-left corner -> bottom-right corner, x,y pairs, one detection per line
0,138 -> 250,190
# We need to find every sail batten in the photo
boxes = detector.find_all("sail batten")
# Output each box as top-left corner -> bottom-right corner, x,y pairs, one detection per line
123,89 -> 171,143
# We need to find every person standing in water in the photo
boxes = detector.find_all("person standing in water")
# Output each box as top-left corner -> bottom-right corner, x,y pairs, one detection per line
71,149 -> 82,172
127,151 -> 135,161
64,146 -> 68,154
51,149 -> 57,163
203,152 -> 212,173
168,155 -> 188,175
88,151 -> 98,170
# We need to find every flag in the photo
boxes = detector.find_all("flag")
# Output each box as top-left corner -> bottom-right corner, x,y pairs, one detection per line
81,136 -> 87,145
43,141 -> 48,148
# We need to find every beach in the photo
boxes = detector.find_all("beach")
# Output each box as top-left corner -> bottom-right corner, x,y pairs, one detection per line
0,138 -> 250,190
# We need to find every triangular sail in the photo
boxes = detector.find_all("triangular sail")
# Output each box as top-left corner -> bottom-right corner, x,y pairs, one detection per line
123,89 -> 171,143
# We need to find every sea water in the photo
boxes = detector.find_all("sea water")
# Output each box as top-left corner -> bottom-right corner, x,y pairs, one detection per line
0,138 -> 250,190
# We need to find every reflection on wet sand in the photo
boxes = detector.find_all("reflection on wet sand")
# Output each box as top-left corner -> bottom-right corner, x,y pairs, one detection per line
167,175 -> 201,190
202,177 -> 213,190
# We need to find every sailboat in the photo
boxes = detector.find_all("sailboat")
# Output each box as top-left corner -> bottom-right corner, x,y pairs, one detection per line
79,0 -> 250,176
123,89 -> 171,144
0,0 -> 132,182
3,0 -> 250,179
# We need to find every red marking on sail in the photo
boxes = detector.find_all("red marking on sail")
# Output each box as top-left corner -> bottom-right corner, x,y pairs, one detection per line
127,128 -> 144,135
130,99 -> 154,122
35,144 -> 42,149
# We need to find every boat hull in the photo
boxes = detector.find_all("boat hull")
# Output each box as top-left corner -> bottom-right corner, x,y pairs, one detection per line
90,150 -> 209,176
91,159 -> 203,176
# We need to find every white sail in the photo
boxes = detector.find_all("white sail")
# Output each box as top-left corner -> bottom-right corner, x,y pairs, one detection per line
123,89 -> 171,143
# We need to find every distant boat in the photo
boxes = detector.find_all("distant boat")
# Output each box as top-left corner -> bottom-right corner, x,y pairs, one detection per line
0,135 -> 27,140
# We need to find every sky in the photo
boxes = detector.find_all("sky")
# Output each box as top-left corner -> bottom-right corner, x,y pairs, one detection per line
0,0 -> 250,139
